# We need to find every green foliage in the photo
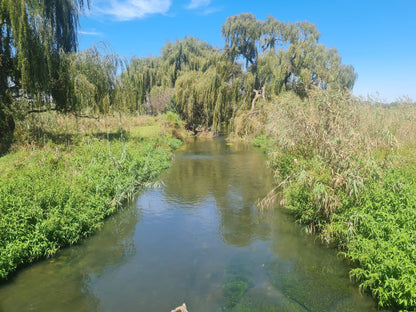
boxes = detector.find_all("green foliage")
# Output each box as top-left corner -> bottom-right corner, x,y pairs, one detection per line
245,89 -> 416,310
222,13 -> 261,67
117,57 -> 165,113
0,0 -> 89,154
0,109 -> 15,155
174,67 -> 236,133
118,15 -> 355,132
342,168 -> 416,310
0,0 -> 89,109
57,43 -> 123,114
222,13 -> 356,99
118,36 -> 246,132
252,135 -> 271,149
161,36 -> 218,85
0,115 -> 183,280
117,37 -> 219,115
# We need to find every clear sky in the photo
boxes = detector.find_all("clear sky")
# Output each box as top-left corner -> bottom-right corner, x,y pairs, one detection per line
79,0 -> 416,102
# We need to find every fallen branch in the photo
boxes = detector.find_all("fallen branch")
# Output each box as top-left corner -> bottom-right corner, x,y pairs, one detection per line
72,112 -> 99,120
171,303 -> 188,312
26,108 -> 98,120
27,108 -> 58,114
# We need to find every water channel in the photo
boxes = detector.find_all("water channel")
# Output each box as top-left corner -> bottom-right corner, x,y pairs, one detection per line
0,138 -> 378,311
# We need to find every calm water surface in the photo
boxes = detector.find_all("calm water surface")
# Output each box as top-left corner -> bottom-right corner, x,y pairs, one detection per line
0,138 -> 378,311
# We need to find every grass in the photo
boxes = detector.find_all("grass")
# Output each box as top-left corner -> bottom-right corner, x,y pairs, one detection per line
0,111 -> 187,280
236,89 -> 416,311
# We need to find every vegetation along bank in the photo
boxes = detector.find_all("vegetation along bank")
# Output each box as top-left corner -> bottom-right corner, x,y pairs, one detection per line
1,1 -> 415,309
0,112 -> 186,279
244,90 -> 416,311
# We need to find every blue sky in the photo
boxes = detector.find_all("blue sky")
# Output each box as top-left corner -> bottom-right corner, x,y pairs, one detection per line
79,0 -> 416,102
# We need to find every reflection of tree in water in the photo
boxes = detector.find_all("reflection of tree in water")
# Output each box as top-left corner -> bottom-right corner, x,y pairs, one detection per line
164,138 -> 274,247
0,201 -> 140,312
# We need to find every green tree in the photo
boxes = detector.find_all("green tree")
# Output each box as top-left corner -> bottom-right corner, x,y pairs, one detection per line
0,0 -> 89,153
61,43 -> 122,115
222,14 -> 357,108
222,13 -> 262,68
118,37 -> 220,115
161,36 -> 217,85
117,57 -> 164,113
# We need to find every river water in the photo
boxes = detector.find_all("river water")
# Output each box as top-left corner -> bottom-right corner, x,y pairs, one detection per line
0,138 -> 378,311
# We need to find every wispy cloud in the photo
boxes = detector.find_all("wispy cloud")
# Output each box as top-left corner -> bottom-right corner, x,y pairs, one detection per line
78,30 -> 103,36
201,6 -> 221,15
187,0 -> 211,10
97,0 -> 172,21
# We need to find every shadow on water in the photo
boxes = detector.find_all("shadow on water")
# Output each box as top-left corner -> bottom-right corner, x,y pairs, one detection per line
0,137 -> 380,311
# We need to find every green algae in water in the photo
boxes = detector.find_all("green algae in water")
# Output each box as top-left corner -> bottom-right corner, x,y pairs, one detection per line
221,261 -> 254,310
231,287 -> 308,312
223,280 -> 249,309
267,260 -> 370,312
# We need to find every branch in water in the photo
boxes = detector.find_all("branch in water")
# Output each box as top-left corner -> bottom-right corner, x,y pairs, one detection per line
171,303 -> 189,312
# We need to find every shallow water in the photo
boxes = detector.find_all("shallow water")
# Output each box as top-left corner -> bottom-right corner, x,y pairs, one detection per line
0,138 -> 378,311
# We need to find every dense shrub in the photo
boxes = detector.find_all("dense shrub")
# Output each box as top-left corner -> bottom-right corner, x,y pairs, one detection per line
0,114 -> 183,279
243,90 -> 416,310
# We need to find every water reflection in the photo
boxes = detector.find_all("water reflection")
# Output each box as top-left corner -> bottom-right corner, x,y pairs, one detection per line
164,138 -> 273,247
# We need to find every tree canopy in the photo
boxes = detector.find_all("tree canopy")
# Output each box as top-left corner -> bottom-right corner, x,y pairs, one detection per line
119,14 -> 356,132
0,0 -> 90,105
222,14 -> 356,100
0,9 -> 357,147
0,0 -> 90,152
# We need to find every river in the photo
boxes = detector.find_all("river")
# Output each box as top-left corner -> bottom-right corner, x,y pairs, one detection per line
0,138 -> 378,311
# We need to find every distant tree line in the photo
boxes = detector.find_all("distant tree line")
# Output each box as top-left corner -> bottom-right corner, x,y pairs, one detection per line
0,4 -> 356,151
118,14 -> 356,132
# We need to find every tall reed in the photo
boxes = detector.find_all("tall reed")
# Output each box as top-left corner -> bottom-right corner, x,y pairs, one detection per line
238,89 -> 416,310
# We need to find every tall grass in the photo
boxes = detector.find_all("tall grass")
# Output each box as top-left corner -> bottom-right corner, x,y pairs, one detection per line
0,112 -> 186,280
237,90 -> 416,310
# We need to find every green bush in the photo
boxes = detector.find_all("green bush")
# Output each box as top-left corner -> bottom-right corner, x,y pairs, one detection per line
243,90 -> 416,310
0,133 -> 180,279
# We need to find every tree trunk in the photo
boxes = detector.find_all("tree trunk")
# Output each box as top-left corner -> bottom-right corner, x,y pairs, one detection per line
0,109 -> 15,156
251,89 -> 261,111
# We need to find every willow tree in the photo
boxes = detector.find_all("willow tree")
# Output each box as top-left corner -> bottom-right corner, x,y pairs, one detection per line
161,36 -> 218,86
61,43 -> 122,114
174,54 -> 247,133
117,57 -> 165,113
119,37 -> 220,115
222,13 -> 261,68
222,14 -> 357,108
0,0 -> 89,152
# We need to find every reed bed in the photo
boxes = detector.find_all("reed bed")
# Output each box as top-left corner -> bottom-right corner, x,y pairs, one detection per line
237,90 -> 416,311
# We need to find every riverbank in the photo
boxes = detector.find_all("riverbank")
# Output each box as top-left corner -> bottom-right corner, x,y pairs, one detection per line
0,112 -> 187,280
0,136 -> 378,311
236,90 -> 416,311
